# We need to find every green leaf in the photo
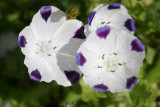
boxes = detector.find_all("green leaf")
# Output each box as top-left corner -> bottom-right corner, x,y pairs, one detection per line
146,46 -> 156,65
146,57 -> 160,83
129,80 -> 158,107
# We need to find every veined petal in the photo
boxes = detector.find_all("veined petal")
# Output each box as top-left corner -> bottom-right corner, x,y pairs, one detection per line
24,56 -> 55,82
53,19 -> 86,56
88,4 -> 103,26
18,26 -> 37,58
30,6 -> 66,41
83,73 -> 109,93
126,76 -> 137,89
90,4 -> 134,33
24,55 -> 72,86
47,53 -> 81,85
115,31 -> 145,76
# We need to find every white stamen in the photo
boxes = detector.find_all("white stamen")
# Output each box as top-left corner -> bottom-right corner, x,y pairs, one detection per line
36,40 -> 56,57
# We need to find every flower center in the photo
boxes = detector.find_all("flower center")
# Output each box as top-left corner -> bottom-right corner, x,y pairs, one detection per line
98,53 -> 123,72
36,40 -> 56,57
106,54 -> 119,72
97,21 -> 111,29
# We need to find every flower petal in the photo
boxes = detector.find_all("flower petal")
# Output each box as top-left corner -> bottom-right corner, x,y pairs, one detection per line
131,38 -> 145,52
88,11 -> 96,26
73,26 -> 86,39
124,19 -> 135,32
53,53 -> 81,85
30,6 -> 66,41
107,3 -> 121,10
93,84 -> 108,92
30,69 -> 42,81
53,19 -> 85,56
18,26 -> 37,58
126,76 -> 137,89
96,25 -> 110,39
40,6 -> 52,22
76,52 -> 86,66
90,4 -> 133,33
115,31 -> 145,76
64,70 -> 80,84
18,36 -> 27,48
24,55 -> 72,86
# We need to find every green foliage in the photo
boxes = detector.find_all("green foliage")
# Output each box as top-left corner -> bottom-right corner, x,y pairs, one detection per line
0,0 -> 160,107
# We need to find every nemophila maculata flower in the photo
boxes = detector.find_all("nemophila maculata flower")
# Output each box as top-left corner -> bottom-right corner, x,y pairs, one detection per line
18,6 -> 86,86
86,3 -> 135,36
76,28 -> 145,93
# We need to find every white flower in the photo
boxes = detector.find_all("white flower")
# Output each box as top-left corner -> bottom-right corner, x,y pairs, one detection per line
76,28 -> 145,93
86,3 -> 135,36
18,6 -> 86,86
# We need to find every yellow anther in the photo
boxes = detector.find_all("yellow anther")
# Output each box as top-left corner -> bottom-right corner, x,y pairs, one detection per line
97,25 -> 102,29
41,47 -> 46,52
109,63 -> 113,67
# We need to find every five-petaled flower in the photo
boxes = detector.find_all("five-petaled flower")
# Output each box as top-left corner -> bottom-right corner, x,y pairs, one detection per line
86,3 -> 135,36
76,28 -> 145,93
18,6 -> 86,86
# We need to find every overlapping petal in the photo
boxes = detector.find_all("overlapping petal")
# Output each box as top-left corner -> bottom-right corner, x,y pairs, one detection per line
30,6 -> 67,41
88,3 -> 135,34
76,29 -> 145,93
19,6 -> 86,86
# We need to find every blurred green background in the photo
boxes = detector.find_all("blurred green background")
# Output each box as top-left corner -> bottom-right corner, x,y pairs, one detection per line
0,0 -> 160,107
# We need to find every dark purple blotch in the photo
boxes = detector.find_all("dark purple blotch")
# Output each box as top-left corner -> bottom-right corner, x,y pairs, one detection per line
108,3 -> 121,10
76,52 -> 86,66
30,69 -> 42,82
64,70 -> 80,84
131,38 -> 145,52
96,25 -> 110,39
93,84 -> 108,92
88,11 -> 96,26
124,19 -> 135,31
73,26 -> 86,39
18,35 -> 27,48
40,6 -> 52,22
126,76 -> 137,89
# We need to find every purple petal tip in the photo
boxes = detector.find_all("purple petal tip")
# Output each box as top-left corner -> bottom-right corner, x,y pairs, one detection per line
124,19 -> 135,32
30,69 -> 42,82
108,3 -> 121,9
93,84 -> 108,92
126,76 -> 137,89
40,6 -> 52,22
76,52 -> 86,66
73,26 -> 86,39
18,35 -> 27,48
88,11 -> 96,26
96,26 -> 110,39
64,70 -> 80,84
131,38 -> 145,52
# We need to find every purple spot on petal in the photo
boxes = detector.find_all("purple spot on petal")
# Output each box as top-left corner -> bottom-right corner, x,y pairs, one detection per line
76,52 -> 86,66
108,3 -> 121,10
88,11 -> 96,26
131,38 -> 145,52
18,35 -> 27,48
64,70 -> 80,84
93,84 -> 108,92
30,69 -> 42,82
126,76 -> 137,89
40,6 -> 52,22
124,19 -> 135,31
73,26 -> 86,39
96,26 -> 110,39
